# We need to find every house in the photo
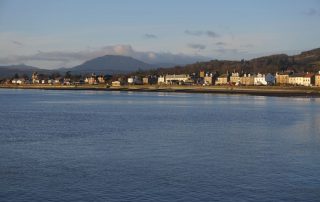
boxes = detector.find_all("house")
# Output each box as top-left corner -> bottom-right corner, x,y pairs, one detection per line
63,78 -> 71,85
128,76 -> 142,85
127,77 -> 134,84
199,70 -> 205,78
315,72 -> 320,86
165,74 -> 191,85
254,73 -> 267,86
265,73 -> 276,85
288,73 -> 305,86
204,73 -> 214,85
142,76 -> 157,85
112,81 -> 122,87
230,72 -> 241,85
303,73 -> 315,86
12,78 -> 26,85
32,72 -> 39,84
240,74 -> 255,86
142,77 -> 149,84
11,79 -> 18,84
85,73 -> 97,85
53,77 -> 63,85
97,75 -> 105,84
276,72 -> 291,85
215,74 -> 229,85
157,76 -> 165,84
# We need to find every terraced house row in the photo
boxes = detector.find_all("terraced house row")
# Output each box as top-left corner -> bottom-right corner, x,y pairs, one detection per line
275,71 -> 320,86
5,70 -> 320,87
151,70 -> 320,87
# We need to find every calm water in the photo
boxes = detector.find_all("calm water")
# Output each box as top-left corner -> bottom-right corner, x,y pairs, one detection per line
0,89 -> 320,202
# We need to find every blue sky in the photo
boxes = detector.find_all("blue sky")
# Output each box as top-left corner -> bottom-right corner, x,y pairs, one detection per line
0,0 -> 319,68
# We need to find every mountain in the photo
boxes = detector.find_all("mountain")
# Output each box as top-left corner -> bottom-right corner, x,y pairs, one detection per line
0,64 -> 51,79
141,48 -> 320,75
68,55 -> 154,74
1,48 -> 320,78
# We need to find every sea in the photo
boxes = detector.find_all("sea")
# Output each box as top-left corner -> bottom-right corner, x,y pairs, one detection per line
0,89 -> 320,202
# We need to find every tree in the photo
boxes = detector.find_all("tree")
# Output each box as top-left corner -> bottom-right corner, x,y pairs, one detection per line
50,72 -> 61,79
22,74 -> 29,80
65,71 -> 71,79
13,73 -> 19,79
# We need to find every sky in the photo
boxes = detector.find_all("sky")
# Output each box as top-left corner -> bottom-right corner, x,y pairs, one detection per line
0,0 -> 320,69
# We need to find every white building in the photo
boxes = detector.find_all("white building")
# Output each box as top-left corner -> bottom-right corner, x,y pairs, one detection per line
215,74 -> 229,85
157,76 -> 165,84
12,78 -> 26,85
230,72 -> 240,85
254,73 -> 267,85
112,81 -> 121,87
288,73 -> 305,86
128,76 -> 142,85
54,78 -> 63,85
165,74 -> 191,85
303,74 -> 315,86
127,77 -> 134,84
17,79 -> 26,84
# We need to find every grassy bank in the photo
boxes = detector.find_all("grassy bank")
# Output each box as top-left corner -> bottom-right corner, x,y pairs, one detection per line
1,84 -> 320,97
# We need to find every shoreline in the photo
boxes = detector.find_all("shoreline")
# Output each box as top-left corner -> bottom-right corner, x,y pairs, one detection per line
1,84 -> 320,97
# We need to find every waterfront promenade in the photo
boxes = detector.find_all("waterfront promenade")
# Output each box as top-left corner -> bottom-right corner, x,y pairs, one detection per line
1,84 -> 320,97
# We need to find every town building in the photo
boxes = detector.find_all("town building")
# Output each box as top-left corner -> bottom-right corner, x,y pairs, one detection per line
199,70 -> 205,78
32,72 -> 39,84
64,78 -> 71,85
128,76 -> 142,85
112,81 -> 122,87
315,72 -> 320,86
254,73 -> 267,86
265,73 -> 276,85
215,74 -> 229,85
97,75 -> 105,84
142,77 -> 149,84
303,73 -> 315,86
85,73 -> 97,85
276,72 -> 291,85
157,76 -> 165,84
165,74 -> 191,85
53,77 -> 63,85
240,74 -> 255,86
288,73 -> 305,86
230,72 -> 240,85
12,78 -> 26,85
204,73 -> 214,85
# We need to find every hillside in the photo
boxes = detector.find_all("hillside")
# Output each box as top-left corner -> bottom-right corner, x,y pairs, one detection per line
1,48 -> 320,79
0,64 -> 52,79
68,55 -> 154,74
140,48 -> 320,76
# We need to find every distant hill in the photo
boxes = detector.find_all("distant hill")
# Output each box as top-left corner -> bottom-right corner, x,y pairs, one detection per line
0,64 -> 52,79
1,48 -> 320,78
68,55 -> 154,74
141,48 -> 320,75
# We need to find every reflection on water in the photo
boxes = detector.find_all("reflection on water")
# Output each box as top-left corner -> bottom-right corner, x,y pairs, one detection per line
0,89 -> 320,202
